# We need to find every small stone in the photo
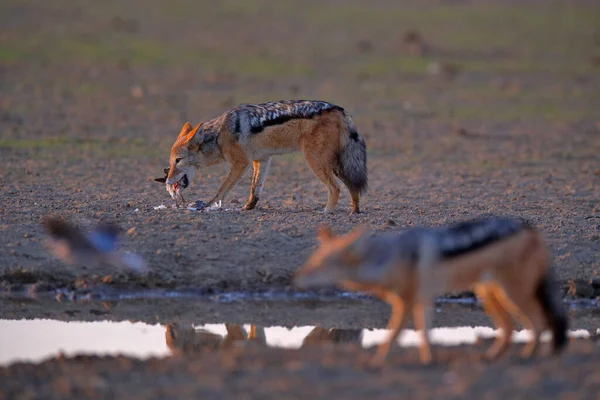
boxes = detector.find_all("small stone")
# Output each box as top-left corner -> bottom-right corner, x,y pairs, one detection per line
56,293 -> 66,302
102,275 -> 114,284
452,126 -> 469,136
262,272 -> 273,283
130,85 -> 143,99
382,219 -> 396,229
591,279 -> 600,297
356,39 -> 372,53
23,233 -> 32,238
126,227 -> 136,236
566,279 -> 595,298
401,29 -> 422,45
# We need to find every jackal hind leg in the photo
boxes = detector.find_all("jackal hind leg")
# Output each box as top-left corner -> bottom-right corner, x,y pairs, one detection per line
333,170 -> 361,215
304,151 -> 340,213
349,189 -> 360,215
494,288 -> 546,359
244,158 -> 271,210
475,285 -> 515,361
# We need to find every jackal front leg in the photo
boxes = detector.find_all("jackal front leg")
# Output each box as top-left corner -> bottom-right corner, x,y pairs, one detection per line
369,292 -> 409,368
208,161 -> 250,207
413,302 -> 433,364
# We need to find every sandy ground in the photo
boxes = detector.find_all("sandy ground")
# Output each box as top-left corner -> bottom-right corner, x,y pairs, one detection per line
1,0 -> 600,398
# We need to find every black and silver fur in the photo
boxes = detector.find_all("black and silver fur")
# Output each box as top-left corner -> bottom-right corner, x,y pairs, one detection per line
392,217 -> 531,264
227,100 -> 345,135
433,217 -> 529,259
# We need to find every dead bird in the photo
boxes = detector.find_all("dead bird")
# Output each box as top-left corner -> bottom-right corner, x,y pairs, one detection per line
42,217 -> 148,275
154,167 -> 187,207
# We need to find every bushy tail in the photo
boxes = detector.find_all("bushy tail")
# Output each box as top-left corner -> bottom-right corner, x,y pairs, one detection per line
535,271 -> 568,354
336,115 -> 368,194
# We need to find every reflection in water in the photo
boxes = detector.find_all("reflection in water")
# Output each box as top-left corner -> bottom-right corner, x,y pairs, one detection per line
0,319 -> 593,367
165,323 -> 267,354
165,324 -> 364,354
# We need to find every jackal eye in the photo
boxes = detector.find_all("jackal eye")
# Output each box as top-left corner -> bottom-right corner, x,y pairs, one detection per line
175,158 -> 183,164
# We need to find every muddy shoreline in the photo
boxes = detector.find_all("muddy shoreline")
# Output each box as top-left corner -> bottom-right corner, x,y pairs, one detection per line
2,339 -> 599,400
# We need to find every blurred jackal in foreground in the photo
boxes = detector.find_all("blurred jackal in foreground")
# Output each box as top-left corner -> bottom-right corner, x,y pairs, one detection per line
159,100 -> 367,214
295,217 -> 568,366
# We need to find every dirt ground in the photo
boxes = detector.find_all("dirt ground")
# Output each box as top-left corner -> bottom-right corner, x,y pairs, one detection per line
1,339 -> 600,400
1,0 -> 600,398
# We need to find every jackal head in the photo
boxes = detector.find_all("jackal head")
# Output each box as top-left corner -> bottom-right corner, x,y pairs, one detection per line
162,122 -> 223,202
162,122 -> 202,200
294,224 -> 376,289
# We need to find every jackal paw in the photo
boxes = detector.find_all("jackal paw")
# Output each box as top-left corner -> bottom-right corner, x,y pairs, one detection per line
519,348 -> 537,360
243,197 -> 258,211
419,356 -> 433,366
482,352 -> 498,363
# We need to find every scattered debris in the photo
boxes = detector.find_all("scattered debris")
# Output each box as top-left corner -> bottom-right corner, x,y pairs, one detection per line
356,39 -> 373,53
427,61 -> 460,81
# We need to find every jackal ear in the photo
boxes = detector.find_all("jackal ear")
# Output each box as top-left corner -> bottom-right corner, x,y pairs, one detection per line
178,122 -> 193,138
317,225 -> 335,243
184,123 -> 204,146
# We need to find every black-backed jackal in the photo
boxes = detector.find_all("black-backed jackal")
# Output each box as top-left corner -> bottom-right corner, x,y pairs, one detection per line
294,217 -> 568,366
156,100 -> 368,214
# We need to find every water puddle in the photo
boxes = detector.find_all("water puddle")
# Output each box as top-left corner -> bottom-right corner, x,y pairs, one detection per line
1,319 -> 594,367
4,287 -> 600,310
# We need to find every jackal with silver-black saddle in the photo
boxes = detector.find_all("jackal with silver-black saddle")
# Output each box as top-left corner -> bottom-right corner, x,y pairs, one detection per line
157,100 -> 368,214
294,217 -> 568,366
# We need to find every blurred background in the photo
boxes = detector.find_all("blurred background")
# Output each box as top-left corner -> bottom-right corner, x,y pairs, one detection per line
2,0 -> 598,153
